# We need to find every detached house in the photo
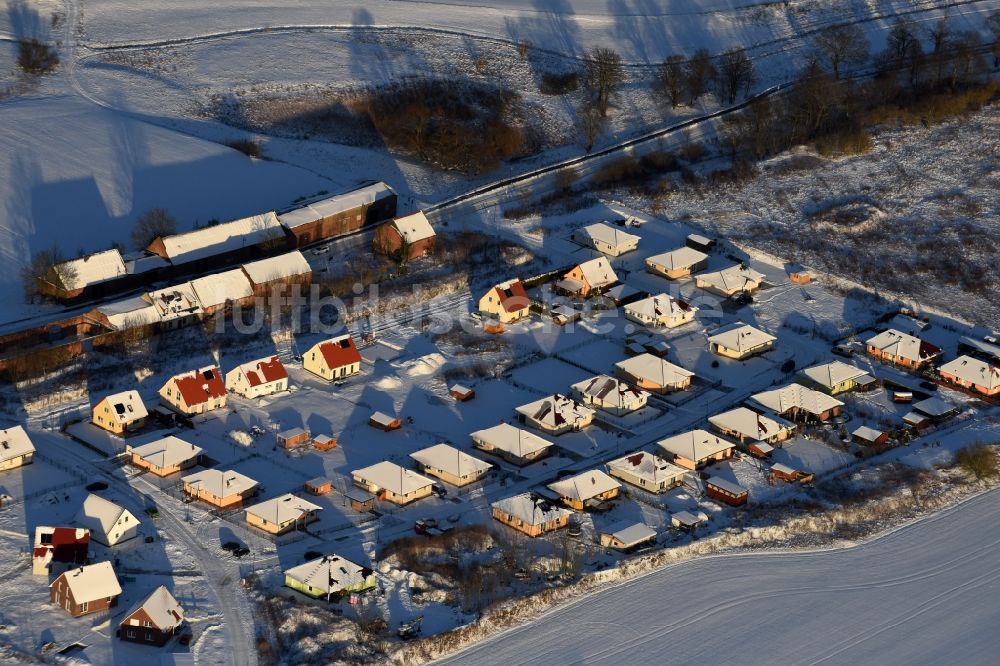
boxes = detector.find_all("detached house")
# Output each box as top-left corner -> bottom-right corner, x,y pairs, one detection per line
645,246 -> 709,280
557,257 -> 618,297
625,294 -> 698,329
245,493 -> 322,535
91,390 -> 148,435
0,425 -> 35,472
709,407 -> 794,445
606,451 -> 687,493
547,470 -> 621,510
352,461 -> 435,505
33,526 -> 90,576
284,554 -> 376,600
571,222 -> 639,256
182,469 -> 259,508
226,355 -> 289,399
303,334 -> 362,381
750,383 -> 844,422
50,561 -> 122,617
865,329 -> 942,368
708,322 -> 776,360
938,355 -> 1000,397
75,494 -> 140,546
571,375 -> 650,416
695,264 -> 765,297
614,354 -> 694,393
409,443 -> 492,487
656,429 -> 736,470
799,361 -> 874,395
491,493 -> 572,537
470,423 -> 553,466
119,586 -> 184,646
373,211 -> 436,261
128,436 -> 203,477
159,366 -> 227,416
478,279 -> 531,324
515,394 -> 595,435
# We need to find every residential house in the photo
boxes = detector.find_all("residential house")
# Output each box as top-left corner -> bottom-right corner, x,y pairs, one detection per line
226,356 -> 289,399
128,436 -> 203,477
0,425 -> 35,472
410,443 -> 492,487
938,355 -> 1000,396
284,554 -> 376,600
118,586 -> 184,646
606,451 -> 688,493
478,279 -> 531,324
470,423 -> 554,466
159,366 -> 227,416
571,223 -> 639,256
644,247 -> 709,279
865,329 -> 942,368
75,494 -> 140,546
245,494 -> 322,535
614,354 -> 694,393
750,383 -> 844,422
709,407 -> 795,445
91,390 -> 148,435
547,470 -> 621,510
706,477 -> 748,507
491,493 -> 571,537
241,251 -> 312,296
189,268 -> 255,316
50,561 -> 122,617
695,264 -> 765,297
708,322 -> 776,360
557,257 -> 619,297
603,283 -> 645,306
656,429 -> 736,470
515,394 -> 595,435
181,469 -> 259,508
599,522 -> 657,551
33,526 -> 89,576
373,211 -> 436,261
351,461 -> 434,505
277,182 -> 396,247
799,361 -> 874,395
624,294 -> 698,329
913,396 -> 960,422
303,334 -> 362,381
570,375 -> 650,416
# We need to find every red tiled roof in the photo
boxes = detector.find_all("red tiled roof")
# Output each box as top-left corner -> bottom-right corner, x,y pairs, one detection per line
173,367 -> 226,406
495,281 -> 530,314
246,356 -> 288,387
919,341 -> 942,359
319,335 -> 362,370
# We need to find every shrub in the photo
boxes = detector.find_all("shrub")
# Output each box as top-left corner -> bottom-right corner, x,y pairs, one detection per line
955,444 -> 998,480
678,141 -> 707,162
18,39 -> 59,74
639,151 -> 679,172
225,139 -> 262,158
540,72 -> 579,95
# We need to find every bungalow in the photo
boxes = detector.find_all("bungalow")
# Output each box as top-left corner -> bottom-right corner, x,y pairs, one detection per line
799,361 -> 873,395
599,522 -> 657,551
0,425 -> 35,472
225,355 -> 289,399
852,425 -> 889,449
368,411 -> 402,432
118,586 -> 184,646
865,329 -> 942,368
128,436 -> 203,477
277,427 -> 311,449
614,354 -> 694,393
373,211 -> 436,261
470,423 -> 554,466
645,247 -> 708,279
708,322 -> 776,360
547,470 -> 621,510
938,355 -> 1000,397
750,383 -> 844,422
478,279 -> 531,324
656,429 -> 735,470
708,407 -> 795,445
241,251 -> 313,297
570,375 -> 650,416
624,294 -> 698,329
182,469 -> 259,508
276,182 -> 396,247
671,510 -> 709,531
284,554 -> 376,600
245,494 -> 322,535
571,222 -> 639,256
352,461 -> 434,505
159,366 -> 227,416
189,268 -> 255,316
515,394 -> 595,435
706,476 -> 748,507
606,451 -> 688,493
75,494 -> 140,547
50,561 -> 122,618
303,334 -> 362,381
695,264 -> 765,297
33,526 -> 89,576
410,443 -> 492,487
491,493 -> 572,537
557,257 -> 618,297
449,384 -> 475,401
91,390 -> 148,435
144,283 -> 203,330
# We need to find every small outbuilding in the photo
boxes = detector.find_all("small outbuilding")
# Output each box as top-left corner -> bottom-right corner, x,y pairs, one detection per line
313,434 -> 337,451
449,384 -> 476,402
599,522 -> 657,551
852,426 -> 889,450
277,427 -> 311,449
705,477 -> 748,507
368,411 -> 402,432
305,477 -> 332,495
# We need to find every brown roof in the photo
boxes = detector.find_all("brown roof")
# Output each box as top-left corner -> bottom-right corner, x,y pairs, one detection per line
494,280 -> 530,314
245,356 -> 288,387
318,335 -> 362,370
172,367 -> 226,406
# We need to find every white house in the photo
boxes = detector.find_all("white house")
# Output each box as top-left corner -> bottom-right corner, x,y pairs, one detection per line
865,328 -> 942,368
515,394 -> 595,434
225,355 -> 289,399
75,494 -> 140,546
624,294 -> 698,328
571,223 -> 640,256
695,264 -> 765,297
547,470 -> 621,510
708,407 -> 795,445
409,443 -> 492,487
351,461 -> 435,505
708,322 -> 776,360
606,451 -> 688,493
570,375 -> 650,416
303,334 -> 363,381
645,247 -> 709,279
614,354 -> 694,393
0,425 -> 35,472
656,429 -> 736,470
470,423 -> 554,465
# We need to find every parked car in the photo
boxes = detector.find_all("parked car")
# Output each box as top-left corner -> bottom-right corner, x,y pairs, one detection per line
432,484 -> 447,498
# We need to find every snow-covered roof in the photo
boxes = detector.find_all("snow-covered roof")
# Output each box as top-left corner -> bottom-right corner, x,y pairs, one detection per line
277,183 -> 395,229
0,425 -> 34,463
245,493 -> 322,524
182,469 -> 258,497
602,521 -> 656,547
625,293 -> 697,321
571,375 -> 649,410
96,390 -> 148,425
751,383 -> 844,416
189,269 -> 254,308
697,263 -> 765,292
491,493 -> 571,526
547,470 -> 621,501
708,322 -> 776,352
471,423 -> 554,458
645,246 -> 708,271
369,412 -> 397,428
707,476 -> 747,496
123,585 -> 184,630
573,256 -> 618,289
241,251 -> 311,285
708,407 -> 793,440
123,251 -> 170,275
865,329 -> 941,362
155,212 -> 284,264
672,510 -> 708,527
657,429 -> 735,462
95,295 -> 162,329
228,355 -> 288,387
352,461 -> 434,495
144,282 -> 203,320
391,211 -> 436,243
75,494 -> 136,540
575,223 -> 639,249
615,354 -> 694,386
284,554 -> 373,594
410,444 -> 492,478
607,451 -> 687,484
852,425 -> 885,442
515,394 -> 595,429
771,462 -> 797,476
958,336 -> 1000,361
913,396 -> 957,417
800,361 -> 869,389
53,249 -> 127,292
52,561 -> 122,602
129,436 -> 202,469
903,411 -> 929,426
939,355 -> 1000,391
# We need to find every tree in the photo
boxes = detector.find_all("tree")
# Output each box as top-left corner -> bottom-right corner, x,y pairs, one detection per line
715,47 -> 757,104
578,101 -> 604,152
987,12 -> 1000,67
878,18 -> 924,85
583,47 -> 625,117
947,31 -> 986,87
20,244 -> 74,302
653,55 -> 687,108
812,24 -> 870,80
131,208 -> 178,250
784,63 -> 837,142
684,48 -> 716,103
926,16 -> 952,85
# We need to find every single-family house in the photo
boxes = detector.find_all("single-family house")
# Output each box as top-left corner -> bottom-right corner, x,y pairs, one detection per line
750,383 -> 844,422
938,355 -> 1000,396
645,247 -> 709,279
75,494 -> 140,546
708,322 -> 776,360
303,334 -> 362,381
284,554 -> 376,600
373,211 -> 437,261
571,223 -> 639,256
491,493 -> 571,537
181,469 -> 259,508
606,451 -> 687,493
159,366 -> 227,416
709,407 -> 795,445
33,526 -> 90,576
478,279 -> 531,324
695,264 -> 765,297
547,470 -> 621,510
91,390 -> 148,435
352,461 -> 434,505
656,429 -> 736,470
128,436 -> 203,477
118,586 -> 184,646
245,494 -> 322,535
410,444 -> 492,487
570,375 -> 650,416
470,423 -> 554,466
225,356 -> 289,399
799,361 -> 874,395
913,396 -> 960,422
50,562 -> 122,617
515,394 -> 595,435
865,329 -> 942,368
624,294 -> 698,329
706,477 -> 748,507
614,354 -> 694,393
852,426 -> 889,449
0,425 -> 35,472
557,257 -> 619,297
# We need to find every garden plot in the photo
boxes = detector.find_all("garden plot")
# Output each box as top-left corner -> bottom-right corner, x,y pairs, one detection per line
509,357 -> 593,397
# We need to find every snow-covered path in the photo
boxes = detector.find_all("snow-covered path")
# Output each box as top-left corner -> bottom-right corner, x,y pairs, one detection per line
438,488 -> 1000,665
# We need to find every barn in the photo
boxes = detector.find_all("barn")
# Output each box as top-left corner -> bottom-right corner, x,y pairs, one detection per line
277,182 -> 397,247
373,211 -> 436,261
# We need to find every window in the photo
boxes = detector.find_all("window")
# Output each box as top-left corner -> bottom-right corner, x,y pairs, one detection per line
80,601 -> 88,613
126,629 -> 136,638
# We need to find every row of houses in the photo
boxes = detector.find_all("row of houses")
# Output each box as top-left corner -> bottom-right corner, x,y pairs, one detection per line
866,328 -> 998,397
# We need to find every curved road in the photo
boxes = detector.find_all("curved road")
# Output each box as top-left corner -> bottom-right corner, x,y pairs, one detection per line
438,489 -> 1000,665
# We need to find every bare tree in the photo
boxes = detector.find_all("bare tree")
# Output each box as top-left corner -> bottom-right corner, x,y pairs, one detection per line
947,31 -> 986,87
131,207 -> 178,250
812,24 -> 870,80
715,47 -> 757,104
987,12 -> 1000,67
583,47 -> 625,117
879,18 -> 924,85
578,102 -> 604,152
926,16 -> 952,85
684,48 -> 716,103
653,55 -> 687,108
21,244 -> 74,302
